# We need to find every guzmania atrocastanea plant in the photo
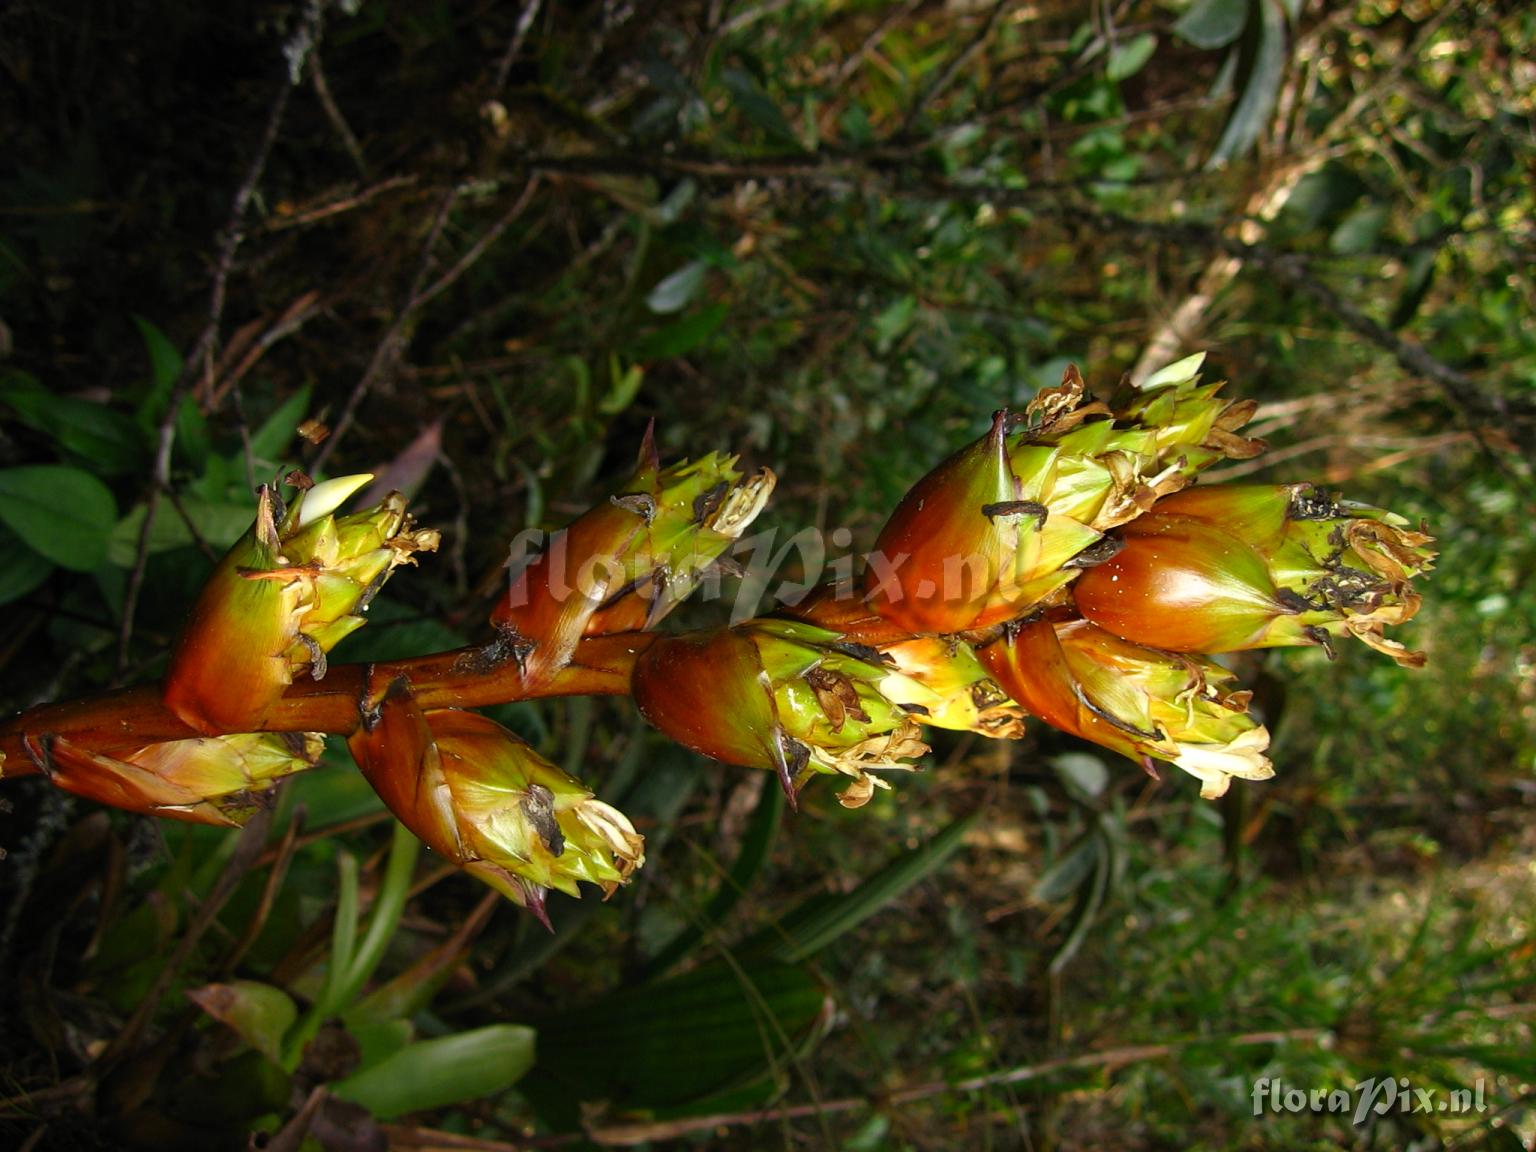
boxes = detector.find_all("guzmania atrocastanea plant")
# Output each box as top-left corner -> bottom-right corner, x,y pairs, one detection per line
0,354 -> 1436,921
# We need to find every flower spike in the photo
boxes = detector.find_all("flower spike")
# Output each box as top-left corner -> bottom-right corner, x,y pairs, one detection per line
1073,484 -> 1435,665
32,730 -> 323,825
348,680 -> 644,922
163,478 -> 439,733
490,439 -> 775,689
978,616 -> 1274,799
632,619 -> 930,808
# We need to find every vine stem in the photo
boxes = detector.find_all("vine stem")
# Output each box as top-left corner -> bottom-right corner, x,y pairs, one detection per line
0,632 -> 656,773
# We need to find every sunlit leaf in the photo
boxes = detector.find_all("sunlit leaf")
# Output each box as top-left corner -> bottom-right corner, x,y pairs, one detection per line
330,1025 -> 536,1119
1207,0 -> 1288,166
1173,0 -> 1249,49
646,260 -> 709,314
186,980 -> 298,1065
1107,34 -> 1158,82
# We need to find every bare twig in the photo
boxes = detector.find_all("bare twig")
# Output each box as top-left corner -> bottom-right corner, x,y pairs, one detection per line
832,0 -> 922,86
1128,0 -> 1465,385
417,177 -> 541,311
311,176 -> 540,472
309,46 -> 367,177
261,173 -> 421,231
718,0 -> 796,37
494,0 -> 546,90
115,3 -> 327,676
96,806 -> 276,1069
899,0 -> 1013,135
308,185 -> 459,473
206,290 -> 326,409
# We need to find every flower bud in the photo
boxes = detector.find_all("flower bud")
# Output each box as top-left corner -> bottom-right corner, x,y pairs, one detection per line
977,617 -> 1273,798
491,430 -> 775,689
865,410 -> 1103,634
348,681 -> 643,924
1074,484 -> 1435,666
775,583 -> 1024,738
865,359 -> 1263,636
631,619 -> 930,808
1109,352 -> 1265,476
878,636 -> 1028,739
164,477 -> 440,733
32,730 -> 323,825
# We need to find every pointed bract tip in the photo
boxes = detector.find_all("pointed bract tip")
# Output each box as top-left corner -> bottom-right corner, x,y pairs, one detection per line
637,418 -> 660,473
522,881 -> 554,931
1138,351 -> 1207,391
297,473 -> 375,527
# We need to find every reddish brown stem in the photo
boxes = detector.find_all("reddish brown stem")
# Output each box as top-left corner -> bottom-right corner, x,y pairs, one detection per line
0,632 -> 655,776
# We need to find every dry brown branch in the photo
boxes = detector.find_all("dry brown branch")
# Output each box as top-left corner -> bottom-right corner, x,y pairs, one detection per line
379,1027 -> 1328,1149
116,3 -> 329,678
309,175 -> 540,472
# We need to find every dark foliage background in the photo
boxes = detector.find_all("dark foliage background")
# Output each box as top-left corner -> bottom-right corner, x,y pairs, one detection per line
1,1 -> 1532,1149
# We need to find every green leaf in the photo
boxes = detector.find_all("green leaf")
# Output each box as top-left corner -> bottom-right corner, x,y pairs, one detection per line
1052,752 -> 1109,802
132,314 -> 182,415
0,466 -> 117,571
186,980 -> 298,1065
598,356 -> 646,416
1031,832 -> 1101,902
177,393 -> 211,472
1207,0 -> 1288,167
646,260 -> 709,314
0,370 -> 148,476
0,524 -> 54,605
873,294 -> 917,354
1389,247 -> 1439,329
1047,830 -> 1114,975
345,1016 -> 414,1072
1107,33 -> 1158,82
631,302 -> 729,359
1173,0 -> 1249,49
106,498 -> 257,568
280,744 -> 387,829
324,597 -> 467,663
753,812 -> 977,964
249,385 -> 313,467
331,1025 -> 536,1119
1328,202 -> 1388,255
643,782 -> 785,978
524,959 -> 824,1120
721,68 -> 801,148
1140,350 -> 1207,390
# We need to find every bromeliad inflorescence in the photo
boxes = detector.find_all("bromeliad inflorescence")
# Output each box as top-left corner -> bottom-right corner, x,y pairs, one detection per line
0,353 -> 1436,923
